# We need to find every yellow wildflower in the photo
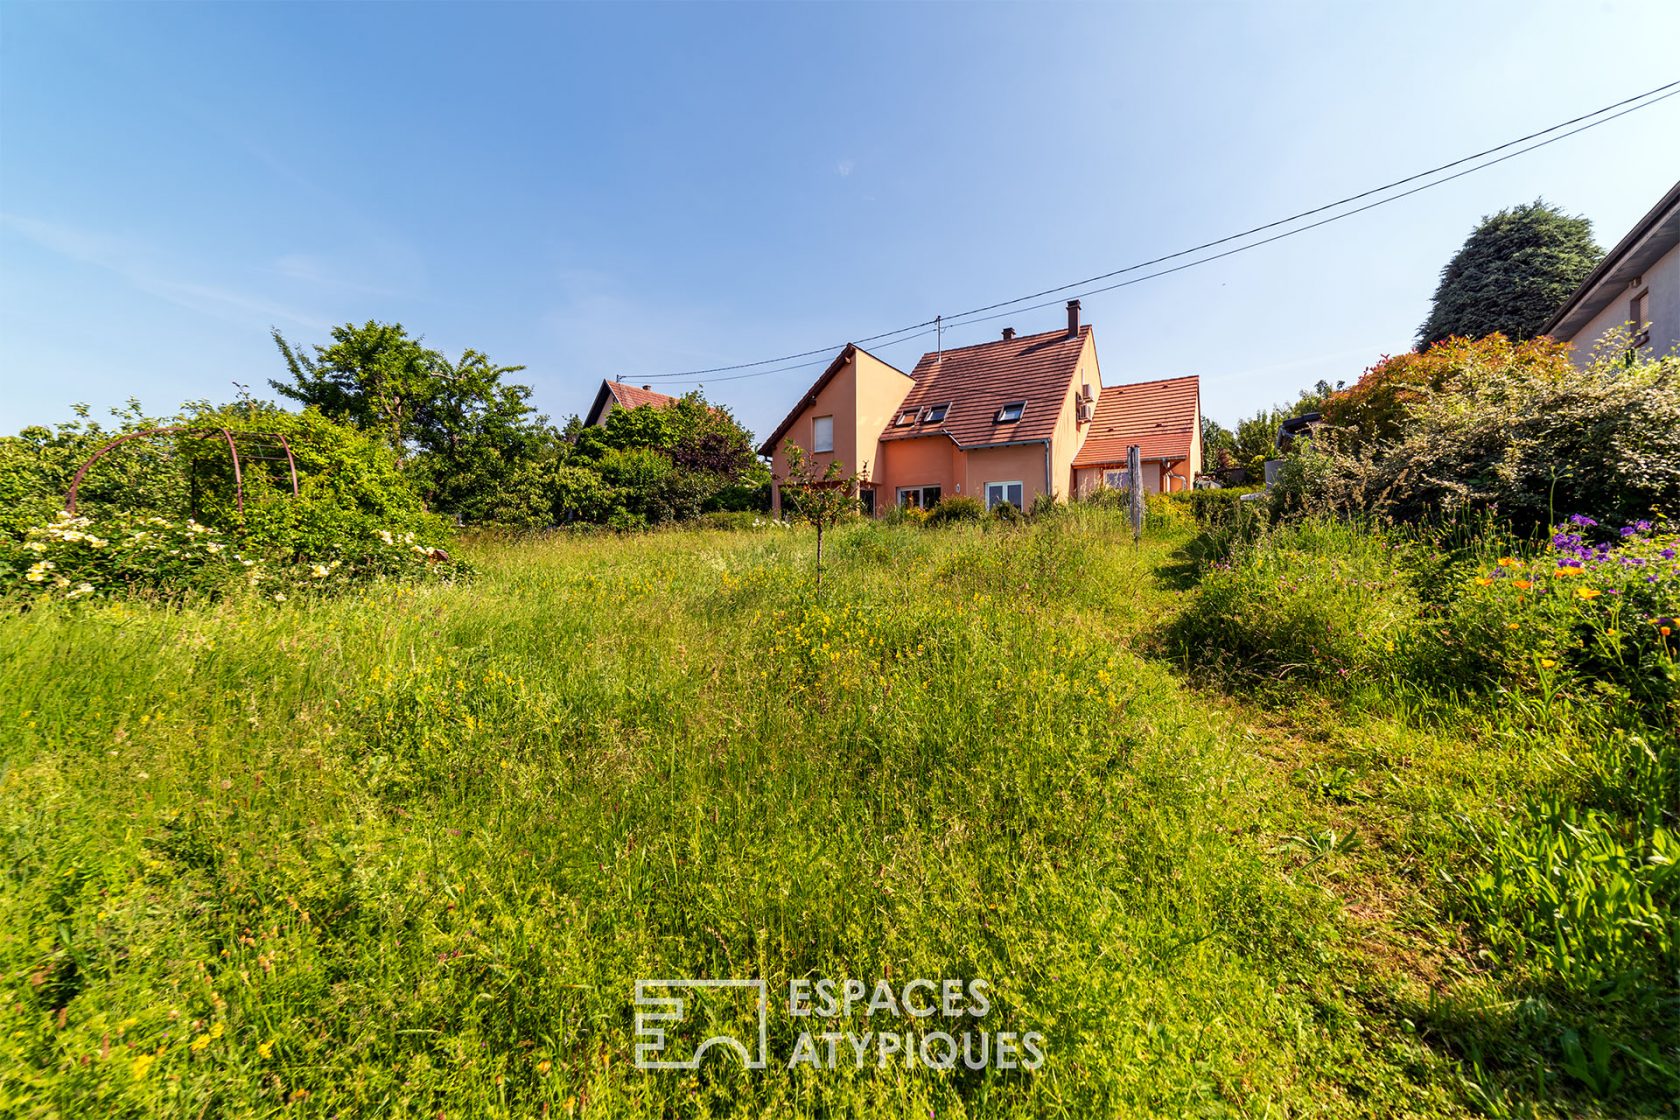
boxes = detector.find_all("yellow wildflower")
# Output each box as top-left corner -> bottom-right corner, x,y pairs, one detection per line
191,1033 -> 210,1052
1497,557 -> 1518,567
257,1040 -> 273,1059
1474,577 -> 1493,586
1512,579 -> 1533,590
131,1053 -> 156,1080
1575,587 -> 1602,600
1540,659 -> 1556,669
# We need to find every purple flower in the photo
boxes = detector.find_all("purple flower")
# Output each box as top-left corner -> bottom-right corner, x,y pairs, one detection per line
1662,548 -> 1676,561
1620,526 -> 1638,538
1634,520 -> 1653,532
1568,514 -> 1598,527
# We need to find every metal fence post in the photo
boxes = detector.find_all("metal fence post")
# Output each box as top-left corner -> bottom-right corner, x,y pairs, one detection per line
1128,444 -> 1143,543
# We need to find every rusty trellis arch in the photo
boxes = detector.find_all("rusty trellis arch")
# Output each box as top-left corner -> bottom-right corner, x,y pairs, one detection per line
65,427 -> 300,516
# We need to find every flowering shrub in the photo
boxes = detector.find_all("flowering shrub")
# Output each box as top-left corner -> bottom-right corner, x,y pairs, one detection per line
0,509 -> 466,604
1287,337 -> 1680,529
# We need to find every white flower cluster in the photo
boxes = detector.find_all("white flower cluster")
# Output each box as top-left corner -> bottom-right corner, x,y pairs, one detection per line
36,512 -> 108,549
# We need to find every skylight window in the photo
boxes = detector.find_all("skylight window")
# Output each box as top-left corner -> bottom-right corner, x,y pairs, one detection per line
995,401 -> 1026,423
921,403 -> 950,424
894,409 -> 917,427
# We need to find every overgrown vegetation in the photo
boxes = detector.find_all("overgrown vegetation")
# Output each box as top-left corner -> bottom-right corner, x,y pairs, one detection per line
0,399 -> 463,601
1161,509 -> 1678,1113
1274,334 -> 1680,529
4,500 -> 1675,1115
270,320 -> 767,529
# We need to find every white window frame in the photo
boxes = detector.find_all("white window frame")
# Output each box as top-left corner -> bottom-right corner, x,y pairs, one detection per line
984,481 -> 1024,511
896,485 -> 941,510
920,402 -> 950,424
811,415 -> 835,454
996,400 -> 1026,423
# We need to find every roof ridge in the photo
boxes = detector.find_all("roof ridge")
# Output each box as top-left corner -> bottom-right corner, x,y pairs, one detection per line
1104,373 -> 1199,389
921,324 -> 1087,362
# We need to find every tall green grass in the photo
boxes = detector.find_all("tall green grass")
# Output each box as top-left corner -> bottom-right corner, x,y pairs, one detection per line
0,512 -> 1455,1117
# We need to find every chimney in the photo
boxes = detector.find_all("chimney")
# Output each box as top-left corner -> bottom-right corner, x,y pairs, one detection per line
1001,327 -> 1016,341
1066,299 -> 1081,336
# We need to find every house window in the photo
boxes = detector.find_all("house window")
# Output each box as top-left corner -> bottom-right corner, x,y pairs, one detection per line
894,409 -> 917,427
996,400 -> 1025,423
1631,289 -> 1651,346
921,403 -> 950,424
858,488 -> 876,517
896,485 -> 942,510
1103,469 -> 1129,489
984,481 -> 1024,511
812,415 -> 834,453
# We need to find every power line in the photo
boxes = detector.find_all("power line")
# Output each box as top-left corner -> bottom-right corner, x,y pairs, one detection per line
635,78 -> 1680,385
938,87 -> 1680,334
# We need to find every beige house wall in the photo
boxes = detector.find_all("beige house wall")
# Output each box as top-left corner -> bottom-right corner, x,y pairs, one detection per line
853,349 -> 916,484
768,349 -> 914,516
1050,338 -> 1103,498
1562,239 -> 1680,368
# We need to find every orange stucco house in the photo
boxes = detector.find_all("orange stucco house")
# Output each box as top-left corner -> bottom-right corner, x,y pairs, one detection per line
760,301 -> 1200,515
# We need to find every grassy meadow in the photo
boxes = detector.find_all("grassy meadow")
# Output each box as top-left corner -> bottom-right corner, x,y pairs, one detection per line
1,507 -> 1673,1117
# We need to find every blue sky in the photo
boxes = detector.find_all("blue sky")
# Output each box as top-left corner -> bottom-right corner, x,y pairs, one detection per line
2,1 -> 1677,440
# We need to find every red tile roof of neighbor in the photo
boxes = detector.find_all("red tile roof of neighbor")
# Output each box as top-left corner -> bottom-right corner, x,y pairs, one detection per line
1072,375 -> 1199,466
883,326 -> 1093,449
606,381 -> 680,410
584,379 -> 683,426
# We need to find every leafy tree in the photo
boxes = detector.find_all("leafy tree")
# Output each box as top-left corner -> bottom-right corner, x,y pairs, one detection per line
1417,200 -> 1602,349
563,392 -> 765,525
1203,382 -> 1336,478
776,441 -> 857,588
270,322 -> 552,523
271,322 -> 436,452
1200,417 -> 1236,471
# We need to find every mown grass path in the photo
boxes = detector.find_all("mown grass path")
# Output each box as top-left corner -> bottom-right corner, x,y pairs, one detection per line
0,515 -> 1513,1117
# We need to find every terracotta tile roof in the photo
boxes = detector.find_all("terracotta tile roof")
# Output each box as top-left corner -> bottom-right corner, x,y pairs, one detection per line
585,379 -> 682,426
881,326 -> 1092,449
606,381 -> 680,410
1072,374 -> 1199,466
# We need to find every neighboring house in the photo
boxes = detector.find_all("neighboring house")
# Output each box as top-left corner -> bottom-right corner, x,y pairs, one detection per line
760,300 -> 1201,515
583,380 -> 681,427
1070,374 -> 1200,497
1543,179 -> 1680,365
